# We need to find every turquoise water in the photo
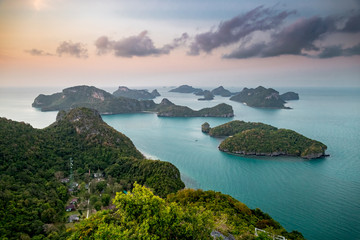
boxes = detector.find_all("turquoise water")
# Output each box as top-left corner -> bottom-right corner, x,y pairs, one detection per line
0,87 -> 359,240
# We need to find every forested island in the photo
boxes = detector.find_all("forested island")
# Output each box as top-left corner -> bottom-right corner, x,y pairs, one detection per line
112,86 -> 160,100
230,86 -> 299,109
32,85 -> 234,118
0,108 -> 304,239
157,99 -> 234,117
203,120 -> 328,159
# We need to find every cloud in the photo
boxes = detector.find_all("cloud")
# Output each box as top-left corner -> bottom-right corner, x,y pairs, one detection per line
318,43 -> 360,58
56,41 -> 88,58
224,16 -> 337,59
188,6 -> 296,55
95,31 -> 188,58
341,12 -> 360,32
25,48 -> 53,56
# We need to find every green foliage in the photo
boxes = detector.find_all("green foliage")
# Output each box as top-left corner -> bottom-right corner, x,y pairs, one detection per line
219,128 -> 327,158
167,189 -> 304,240
69,183 -> 214,239
95,181 -> 107,193
207,120 -> 277,137
157,100 -> 234,117
0,108 -> 184,239
101,194 -> 111,207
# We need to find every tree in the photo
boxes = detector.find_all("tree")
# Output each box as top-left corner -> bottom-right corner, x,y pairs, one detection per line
96,181 -> 107,193
101,194 -> 111,207
69,183 -> 214,239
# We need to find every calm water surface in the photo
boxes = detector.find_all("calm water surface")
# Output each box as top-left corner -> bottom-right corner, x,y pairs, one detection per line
0,86 -> 359,240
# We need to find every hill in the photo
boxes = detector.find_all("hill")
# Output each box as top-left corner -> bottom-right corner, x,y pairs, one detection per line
230,86 -> 289,109
204,121 -> 328,159
0,108 -> 184,239
203,120 -> 277,137
211,86 -> 233,97
157,99 -> 234,117
169,84 -> 203,94
113,86 -> 160,100
280,91 -> 299,100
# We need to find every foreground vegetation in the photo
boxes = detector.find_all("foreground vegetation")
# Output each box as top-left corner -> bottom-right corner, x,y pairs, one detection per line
69,183 -> 304,240
0,108 -> 184,239
204,120 -> 327,159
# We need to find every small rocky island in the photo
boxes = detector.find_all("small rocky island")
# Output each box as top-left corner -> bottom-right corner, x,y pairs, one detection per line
33,85 -> 234,118
230,86 -> 299,109
113,86 -> 160,100
202,120 -> 328,159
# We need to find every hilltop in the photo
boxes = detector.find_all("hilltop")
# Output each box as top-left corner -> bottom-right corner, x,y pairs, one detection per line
113,86 -> 160,100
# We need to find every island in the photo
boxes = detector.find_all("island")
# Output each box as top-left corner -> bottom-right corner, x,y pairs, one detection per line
211,86 -> 233,97
33,85 -> 234,118
0,108 -> 304,239
203,120 -> 328,159
151,89 -> 161,97
198,90 -> 214,101
113,86 -> 160,100
157,99 -> 234,117
230,86 -> 299,109
280,91 -> 299,100
169,84 -> 203,94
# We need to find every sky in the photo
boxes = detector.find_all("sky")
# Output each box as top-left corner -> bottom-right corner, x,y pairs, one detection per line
0,0 -> 359,88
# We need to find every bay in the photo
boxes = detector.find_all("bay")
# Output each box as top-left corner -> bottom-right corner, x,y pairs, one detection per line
0,86 -> 359,240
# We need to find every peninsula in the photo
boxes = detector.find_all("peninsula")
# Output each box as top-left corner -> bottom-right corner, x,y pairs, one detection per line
203,120 -> 328,159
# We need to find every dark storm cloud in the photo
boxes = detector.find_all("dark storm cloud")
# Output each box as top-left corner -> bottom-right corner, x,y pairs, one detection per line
224,16 -> 337,59
25,48 -> 53,56
341,12 -> 360,32
318,43 -> 360,58
56,41 -> 88,58
95,31 -> 188,58
188,6 -> 296,55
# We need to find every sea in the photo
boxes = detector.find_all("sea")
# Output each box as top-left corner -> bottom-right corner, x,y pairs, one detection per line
0,86 -> 359,240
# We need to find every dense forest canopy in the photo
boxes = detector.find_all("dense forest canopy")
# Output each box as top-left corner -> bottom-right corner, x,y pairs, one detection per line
0,108 -> 184,239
